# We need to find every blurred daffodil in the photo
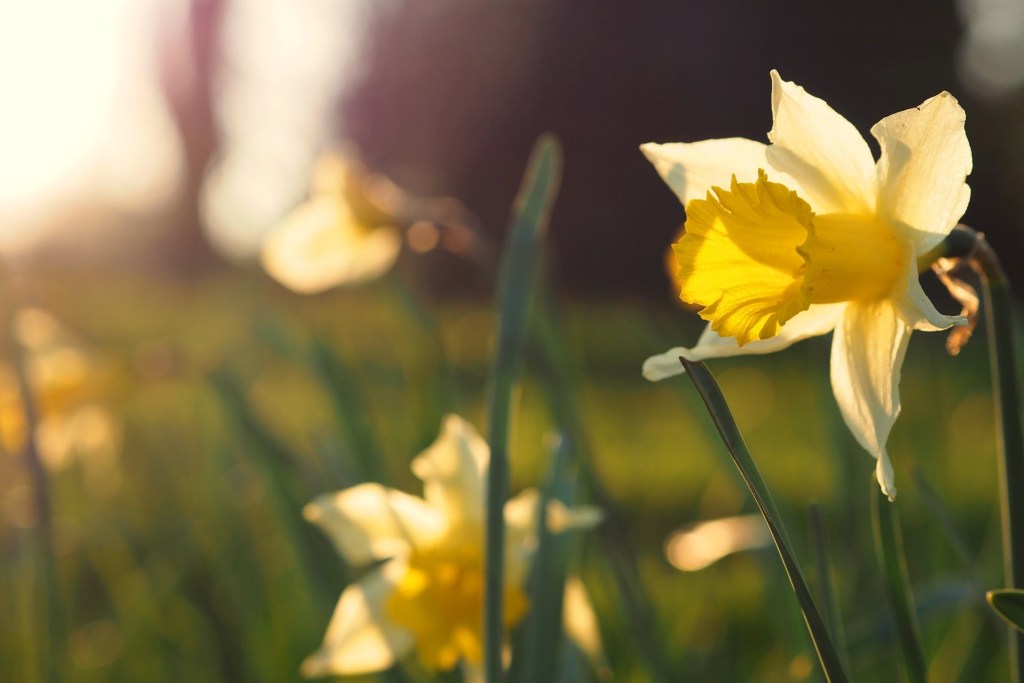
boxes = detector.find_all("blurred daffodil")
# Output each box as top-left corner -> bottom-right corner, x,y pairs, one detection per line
260,153 -> 402,294
642,70 -> 972,498
0,308 -> 120,475
301,415 -> 600,680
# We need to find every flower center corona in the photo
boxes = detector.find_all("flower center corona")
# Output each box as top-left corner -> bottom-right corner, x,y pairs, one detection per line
673,170 -> 905,345
385,543 -> 529,671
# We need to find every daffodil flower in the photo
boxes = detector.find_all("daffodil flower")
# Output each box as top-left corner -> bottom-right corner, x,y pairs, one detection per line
261,153 -> 401,294
0,308 -> 120,474
642,71 -> 972,499
301,415 -> 600,680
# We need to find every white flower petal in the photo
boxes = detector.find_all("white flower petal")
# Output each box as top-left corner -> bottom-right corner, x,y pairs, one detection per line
300,561 -> 414,677
546,501 -> 603,534
642,303 -> 845,381
410,414 -> 489,529
766,70 -> 877,214
876,456 -> 897,505
563,576 -> 611,681
829,300 -> 912,499
893,264 -> 967,332
461,662 -> 485,683
871,91 -> 972,254
504,488 -> 541,587
260,197 -> 400,294
304,483 -> 445,565
640,138 -> 773,206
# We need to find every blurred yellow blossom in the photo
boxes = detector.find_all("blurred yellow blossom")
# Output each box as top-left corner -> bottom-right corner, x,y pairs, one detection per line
260,153 -> 402,294
300,415 -> 600,680
0,308 -> 121,475
642,70 -> 972,498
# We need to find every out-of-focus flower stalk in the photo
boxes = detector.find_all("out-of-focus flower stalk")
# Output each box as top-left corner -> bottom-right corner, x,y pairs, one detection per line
933,225 -> 1024,683
3,306 -> 61,683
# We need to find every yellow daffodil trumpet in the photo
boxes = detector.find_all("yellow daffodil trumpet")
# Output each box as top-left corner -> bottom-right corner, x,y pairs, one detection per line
642,70 -> 972,499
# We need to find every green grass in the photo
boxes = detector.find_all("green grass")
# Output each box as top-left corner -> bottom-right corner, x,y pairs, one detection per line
0,267 -> 1016,682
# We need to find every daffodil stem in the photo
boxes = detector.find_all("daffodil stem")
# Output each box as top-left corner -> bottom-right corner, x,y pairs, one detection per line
2,303 -> 62,683
871,485 -> 927,683
938,225 -> 1024,682
979,246 -> 1024,683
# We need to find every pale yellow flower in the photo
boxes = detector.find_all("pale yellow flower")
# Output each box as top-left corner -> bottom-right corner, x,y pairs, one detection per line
642,71 -> 972,498
0,308 -> 120,474
260,153 -> 401,294
301,415 -> 600,679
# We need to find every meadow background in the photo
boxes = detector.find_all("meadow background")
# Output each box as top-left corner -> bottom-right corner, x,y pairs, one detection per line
1,0 -> 1023,681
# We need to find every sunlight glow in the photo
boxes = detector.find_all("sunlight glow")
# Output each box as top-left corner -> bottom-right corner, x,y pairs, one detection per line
0,0 -> 182,250
202,0 -> 397,260
0,1 -> 117,205
958,0 -> 1024,97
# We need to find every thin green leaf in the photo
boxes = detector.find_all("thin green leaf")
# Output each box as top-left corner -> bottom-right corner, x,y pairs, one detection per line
209,369 -> 342,604
249,317 -> 386,485
529,282 -> 674,682
871,484 -> 928,683
508,435 -> 574,683
680,358 -> 848,683
988,590 -> 1024,634
308,338 -> 388,484
912,469 -> 987,598
809,504 -> 850,673
484,135 -> 563,683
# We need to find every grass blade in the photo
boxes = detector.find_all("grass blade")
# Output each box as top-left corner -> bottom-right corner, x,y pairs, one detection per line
871,484 -> 928,683
508,435 -> 574,683
809,503 -> 850,673
208,369 -> 343,603
680,358 -> 848,683
307,338 -> 388,484
529,283 -> 675,682
484,135 -> 562,683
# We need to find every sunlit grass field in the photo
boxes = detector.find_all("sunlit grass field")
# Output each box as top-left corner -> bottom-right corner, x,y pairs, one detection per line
0,268 -> 1016,682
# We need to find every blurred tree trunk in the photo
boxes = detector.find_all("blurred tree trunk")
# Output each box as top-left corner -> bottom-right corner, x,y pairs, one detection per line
155,0 -> 223,275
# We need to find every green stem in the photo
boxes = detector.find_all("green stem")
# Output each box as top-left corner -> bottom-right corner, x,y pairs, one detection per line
5,308 -> 62,683
871,485 -> 928,683
934,225 -> 1024,682
977,240 -> 1024,683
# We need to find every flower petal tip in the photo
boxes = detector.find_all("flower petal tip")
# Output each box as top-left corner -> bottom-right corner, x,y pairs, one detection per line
301,501 -> 322,523
299,653 -> 327,679
641,350 -> 688,382
546,502 -> 604,533
876,455 -> 897,501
